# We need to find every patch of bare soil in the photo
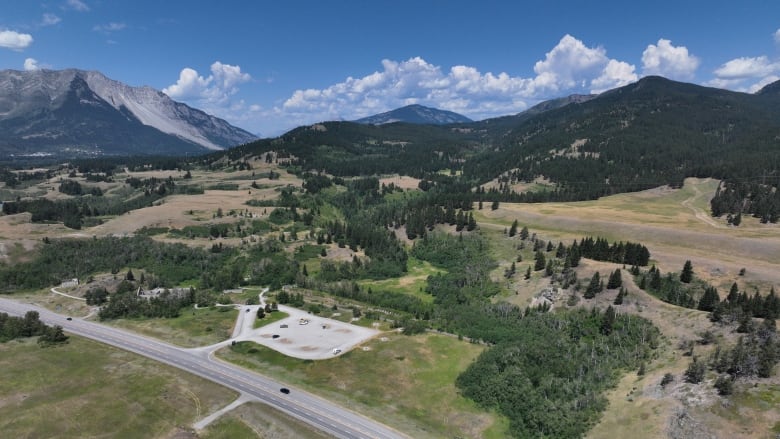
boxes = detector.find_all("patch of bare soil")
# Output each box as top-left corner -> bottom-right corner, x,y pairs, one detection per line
378,175 -> 421,190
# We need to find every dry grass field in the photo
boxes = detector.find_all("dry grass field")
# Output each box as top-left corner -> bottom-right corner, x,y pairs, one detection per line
478,178 -> 780,292
0,158 -> 303,259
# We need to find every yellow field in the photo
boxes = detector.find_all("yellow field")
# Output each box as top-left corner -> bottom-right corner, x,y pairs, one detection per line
478,178 -> 780,293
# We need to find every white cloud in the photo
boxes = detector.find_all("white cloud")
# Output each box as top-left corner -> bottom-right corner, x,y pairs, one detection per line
591,60 -> 638,94
533,34 -> 611,91
278,35 -> 637,129
23,58 -> 40,71
708,54 -> 780,92
64,0 -> 89,11
748,75 -> 780,93
164,62 -> 251,108
42,13 -> 61,26
93,22 -> 126,33
713,56 -> 777,79
641,39 -> 699,80
281,57 -> 536,123
0,30 -> 33,51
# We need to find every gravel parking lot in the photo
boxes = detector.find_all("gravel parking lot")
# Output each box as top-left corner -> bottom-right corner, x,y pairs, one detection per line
235,304 -> 380,360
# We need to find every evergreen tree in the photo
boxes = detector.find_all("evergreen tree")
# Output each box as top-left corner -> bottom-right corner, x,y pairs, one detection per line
584,272 -> 602,299
519,226 -> 529,240
534,251 -> 546,271
697,286 -> 720,312
545,259 -> 554,277
680,260 -> 694,283
614,287 -> 626,305
508,220 -> 518,237
607,269 -> 622,289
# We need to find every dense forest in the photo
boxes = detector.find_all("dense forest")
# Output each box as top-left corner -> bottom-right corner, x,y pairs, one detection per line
191,76 -> 780,204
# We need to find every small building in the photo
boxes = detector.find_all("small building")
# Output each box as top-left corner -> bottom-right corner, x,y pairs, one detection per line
136,286 -> 191,300
60,278 -> 79,288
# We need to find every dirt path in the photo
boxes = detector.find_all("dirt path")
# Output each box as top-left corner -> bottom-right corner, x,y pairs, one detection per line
681,179 -> 724,229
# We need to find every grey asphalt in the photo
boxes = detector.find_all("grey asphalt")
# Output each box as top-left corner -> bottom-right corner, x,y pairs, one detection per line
0,297 -> 408,439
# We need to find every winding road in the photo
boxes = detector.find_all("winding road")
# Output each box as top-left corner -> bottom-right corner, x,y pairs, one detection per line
0,297 -> 407,439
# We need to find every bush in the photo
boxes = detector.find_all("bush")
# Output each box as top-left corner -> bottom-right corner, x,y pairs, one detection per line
714,375 -> 733,395
684,357 -> 706,384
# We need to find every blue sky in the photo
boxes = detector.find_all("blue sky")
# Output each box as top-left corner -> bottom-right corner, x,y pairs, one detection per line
1,0 -> 779,136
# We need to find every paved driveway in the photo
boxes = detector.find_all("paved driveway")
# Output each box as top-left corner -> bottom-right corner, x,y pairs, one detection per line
234,304 -> 380,360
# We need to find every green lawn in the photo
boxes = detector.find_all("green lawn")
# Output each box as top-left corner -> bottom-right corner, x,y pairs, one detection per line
357,257 -> 442,303
217,332 -> 508,439
0,336 -> 236,438
201,402 -> 330,439
253,310 -> 289,329
108,306 -> 238,347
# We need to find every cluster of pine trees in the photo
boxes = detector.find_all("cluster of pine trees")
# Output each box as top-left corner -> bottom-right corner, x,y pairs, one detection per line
710,283 -> 780,326
710,180 -> 780,224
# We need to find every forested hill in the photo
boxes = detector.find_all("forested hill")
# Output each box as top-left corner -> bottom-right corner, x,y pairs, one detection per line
464,76 -> 780,199
211,76 -> 780,201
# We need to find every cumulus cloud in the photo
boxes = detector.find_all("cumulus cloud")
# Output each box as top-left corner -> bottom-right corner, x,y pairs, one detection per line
533,34 -> 611,91
591,60 -> 638,94
641,39 -> 699,80
93,22 -> 126,33
279,35 -> 637,128
708,55 -> 780,92
0,30 -> 33,51
164,61 -> 251,108
23,58 -> 40,71
42,13 -> 61,26
713,56 -> 777,79
64,0 -> 89,11
705,30 -> 780,93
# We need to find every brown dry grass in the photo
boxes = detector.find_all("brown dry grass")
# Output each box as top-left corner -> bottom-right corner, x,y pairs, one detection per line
478,178 -> 780,293
0,163 -> 302,256
378,175 -> 421,190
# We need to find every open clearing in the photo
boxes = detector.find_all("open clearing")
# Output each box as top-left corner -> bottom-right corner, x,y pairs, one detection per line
201,401 -> 331,439
0,336 -> 236,439
218,332 -> 509,439
478,178 -> 780,292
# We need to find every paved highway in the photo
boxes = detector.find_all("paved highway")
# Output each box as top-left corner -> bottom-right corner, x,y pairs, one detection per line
0,297 -> 408,439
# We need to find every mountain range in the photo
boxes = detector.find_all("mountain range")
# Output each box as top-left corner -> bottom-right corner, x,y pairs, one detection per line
0,69 -> 257,158
225,75 -> 780,201
354,104 -> 472,125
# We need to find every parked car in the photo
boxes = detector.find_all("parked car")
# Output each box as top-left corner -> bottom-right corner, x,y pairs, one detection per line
280,388 -> 290,394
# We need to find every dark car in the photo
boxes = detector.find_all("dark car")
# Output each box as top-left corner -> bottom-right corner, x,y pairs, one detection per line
66,317 -> 72,321
280,387 -> 290,394
272,334 -> 280,339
